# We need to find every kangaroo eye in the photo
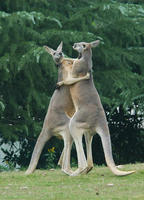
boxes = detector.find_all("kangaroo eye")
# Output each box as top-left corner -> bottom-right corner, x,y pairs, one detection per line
83,44 -> 86,48
59,52 -> 62,56
53,52 -> 56,55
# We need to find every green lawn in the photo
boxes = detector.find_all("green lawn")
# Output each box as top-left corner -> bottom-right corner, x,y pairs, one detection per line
0,163 -> 144,200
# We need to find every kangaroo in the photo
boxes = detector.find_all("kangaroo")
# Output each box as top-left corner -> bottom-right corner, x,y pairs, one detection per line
25,42 -> 90,175
57,41 -> 135,176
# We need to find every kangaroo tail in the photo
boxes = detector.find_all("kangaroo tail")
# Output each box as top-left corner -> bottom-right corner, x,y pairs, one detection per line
96,127 -> 135,176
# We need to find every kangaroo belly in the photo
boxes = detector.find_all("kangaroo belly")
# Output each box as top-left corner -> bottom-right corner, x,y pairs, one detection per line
72,105 -> 106,129
69,80 -> 107,129
44,86 -> 75,130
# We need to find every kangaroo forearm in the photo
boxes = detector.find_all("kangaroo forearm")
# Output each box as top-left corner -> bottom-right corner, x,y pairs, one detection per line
64,58 -> 76,63
63,76 -> 88,85
57,72 -> 90,86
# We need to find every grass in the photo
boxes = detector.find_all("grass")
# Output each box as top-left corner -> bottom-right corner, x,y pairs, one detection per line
0,163 -> 144,200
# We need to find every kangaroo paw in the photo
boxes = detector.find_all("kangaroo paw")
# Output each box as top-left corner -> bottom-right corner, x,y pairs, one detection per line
70,167 -> 88,176
61,168 -> 73,176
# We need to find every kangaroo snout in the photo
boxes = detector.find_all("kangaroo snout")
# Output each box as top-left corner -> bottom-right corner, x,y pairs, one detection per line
73,44 -> 76,49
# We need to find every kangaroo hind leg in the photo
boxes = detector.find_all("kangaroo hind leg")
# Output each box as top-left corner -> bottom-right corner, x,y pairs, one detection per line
25,128 -> 52,175
58,149 -> 64,167
60,128 -> 73,176
69,123 -> 88,176
84,133 -> 94,173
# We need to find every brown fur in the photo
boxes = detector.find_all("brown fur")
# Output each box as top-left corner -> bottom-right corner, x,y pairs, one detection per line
25,43 -> 90,175
57,41 -> 135,176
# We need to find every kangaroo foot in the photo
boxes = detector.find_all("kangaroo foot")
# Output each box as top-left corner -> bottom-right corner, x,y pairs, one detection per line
70,167 -> 88,176
25,169 -> 34,175
61,168 -> 73,176
85,165 -> 93,174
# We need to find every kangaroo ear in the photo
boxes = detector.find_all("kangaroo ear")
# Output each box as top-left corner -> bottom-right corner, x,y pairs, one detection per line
57,41 -> 63,52
90,40 -> 100,48
43,46 -> 55,55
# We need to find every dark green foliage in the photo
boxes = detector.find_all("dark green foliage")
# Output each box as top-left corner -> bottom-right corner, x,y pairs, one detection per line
109,108 -> 144,163
0,0 -> 144,168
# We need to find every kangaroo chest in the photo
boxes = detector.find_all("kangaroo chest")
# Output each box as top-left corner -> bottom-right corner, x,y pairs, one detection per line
72,59 -> 88,77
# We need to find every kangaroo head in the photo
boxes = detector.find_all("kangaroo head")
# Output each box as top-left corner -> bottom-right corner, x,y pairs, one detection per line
73,40 -> 100,55
44,41 -> 64,65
